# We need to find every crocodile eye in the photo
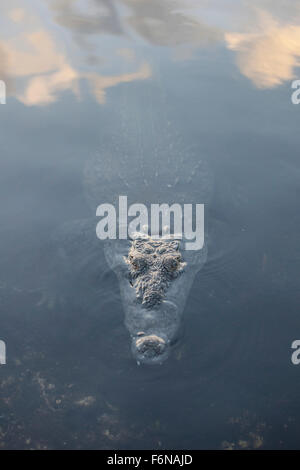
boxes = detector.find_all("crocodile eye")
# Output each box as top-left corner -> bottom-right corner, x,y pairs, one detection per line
143,244 -> 154,254
163,255 -> 181,272
130,255 -> 147,270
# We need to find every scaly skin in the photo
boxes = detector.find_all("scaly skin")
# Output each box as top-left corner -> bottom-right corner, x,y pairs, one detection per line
124,238 -> 186,309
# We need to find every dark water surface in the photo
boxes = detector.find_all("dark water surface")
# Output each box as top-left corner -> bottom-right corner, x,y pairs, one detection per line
0,0 -> 300,449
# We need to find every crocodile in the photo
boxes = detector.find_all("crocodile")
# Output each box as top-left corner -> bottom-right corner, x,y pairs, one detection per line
44,83 -> 214,365
82,82 -> 215,364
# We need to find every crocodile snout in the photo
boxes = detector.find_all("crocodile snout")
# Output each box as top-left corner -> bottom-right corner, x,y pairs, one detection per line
141,272 -> 167,307
132,334 -> 169,365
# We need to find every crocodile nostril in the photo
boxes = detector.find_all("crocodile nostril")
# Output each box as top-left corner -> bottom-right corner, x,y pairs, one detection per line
133,334 -> 168,364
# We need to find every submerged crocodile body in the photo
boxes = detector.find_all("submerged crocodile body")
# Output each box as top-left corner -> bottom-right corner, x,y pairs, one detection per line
83,84 -> 213,364
47,84 -> 214,365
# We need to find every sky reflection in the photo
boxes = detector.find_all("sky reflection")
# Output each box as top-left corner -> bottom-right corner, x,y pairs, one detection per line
1,0 -> 300,106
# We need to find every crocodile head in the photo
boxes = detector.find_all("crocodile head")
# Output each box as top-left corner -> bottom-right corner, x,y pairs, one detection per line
124,239 -> 186,309
123,238 -> 186,363
104,231 -> 207,365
